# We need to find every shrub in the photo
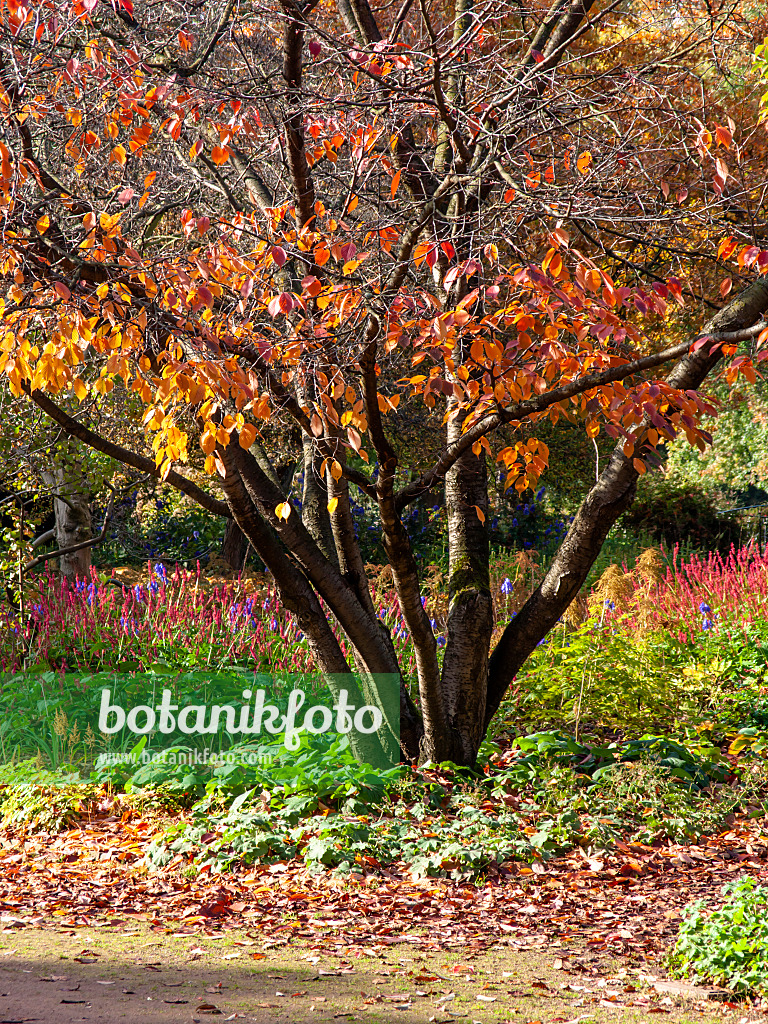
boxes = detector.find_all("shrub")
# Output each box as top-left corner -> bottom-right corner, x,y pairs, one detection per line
669,877 -> 768,995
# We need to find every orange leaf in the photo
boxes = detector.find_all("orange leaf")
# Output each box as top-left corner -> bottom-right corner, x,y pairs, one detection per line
390,168 -> 401,199
717,235 -> 737,261
576,151 -> 592,174
211,145 -> 230,166
473,505 -> 485,524
715,125 -> 732,149
239,423 -> 256,449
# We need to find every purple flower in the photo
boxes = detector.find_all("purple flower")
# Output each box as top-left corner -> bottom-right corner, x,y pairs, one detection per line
500,577 -> 513,595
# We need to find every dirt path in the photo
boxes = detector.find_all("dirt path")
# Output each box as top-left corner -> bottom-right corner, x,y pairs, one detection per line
0,924 -> 745,1024
0,818 -> 767,1022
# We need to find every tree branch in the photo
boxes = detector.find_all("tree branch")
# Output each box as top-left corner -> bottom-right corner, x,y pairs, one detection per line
24,491 -> 114,574
394,319 -> 767,511
23,388 -> 230,518
279,0 -> 317,226
484,276 -> 768,726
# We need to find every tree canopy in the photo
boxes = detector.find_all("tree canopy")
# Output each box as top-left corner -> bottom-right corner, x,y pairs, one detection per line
1,0 -> 768,763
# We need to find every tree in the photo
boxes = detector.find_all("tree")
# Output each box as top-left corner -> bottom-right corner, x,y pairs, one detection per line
1,0 -> 768,764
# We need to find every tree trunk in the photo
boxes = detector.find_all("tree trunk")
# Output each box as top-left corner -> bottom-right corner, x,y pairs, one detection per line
220,518 -> 249,570
421,436 -> 493,764
301,435 -> 338,567
40,444 -> 92,583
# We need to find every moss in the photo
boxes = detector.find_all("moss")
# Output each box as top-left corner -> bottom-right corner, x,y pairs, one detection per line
449,553 -> 490,598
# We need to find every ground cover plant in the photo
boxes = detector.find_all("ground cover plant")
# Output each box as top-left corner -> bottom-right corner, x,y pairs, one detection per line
5,546 -> 768,884
670,877 -> 768,996
3,548 -> 768,1024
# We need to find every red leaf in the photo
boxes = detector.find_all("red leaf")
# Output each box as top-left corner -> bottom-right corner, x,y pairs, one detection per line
271,245 -> 287,267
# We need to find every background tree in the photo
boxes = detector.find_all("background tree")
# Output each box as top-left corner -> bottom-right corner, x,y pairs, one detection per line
1,0 -> 768,764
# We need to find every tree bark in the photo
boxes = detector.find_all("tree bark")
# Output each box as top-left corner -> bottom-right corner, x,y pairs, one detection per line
301,437 -> 339,567
426,428 -> 493,764
220,518 -> 249,570
40,443 -> 92,583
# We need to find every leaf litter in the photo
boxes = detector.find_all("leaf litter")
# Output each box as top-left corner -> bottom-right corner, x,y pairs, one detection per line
0,807 -> 765,1020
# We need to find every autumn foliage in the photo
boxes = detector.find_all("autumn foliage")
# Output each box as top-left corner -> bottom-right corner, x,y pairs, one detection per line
1,0 -> 768,762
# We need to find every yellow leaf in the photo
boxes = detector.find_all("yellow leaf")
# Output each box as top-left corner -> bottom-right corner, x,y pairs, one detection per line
239,423 -> 256,449
330,460 -> 343,481
72,378 -> 87,401
327,496 -> 339,515
275,501 -> 291,520
99,211 -> 122,232
729,734 -> 752,756
36,214 -> 50,234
